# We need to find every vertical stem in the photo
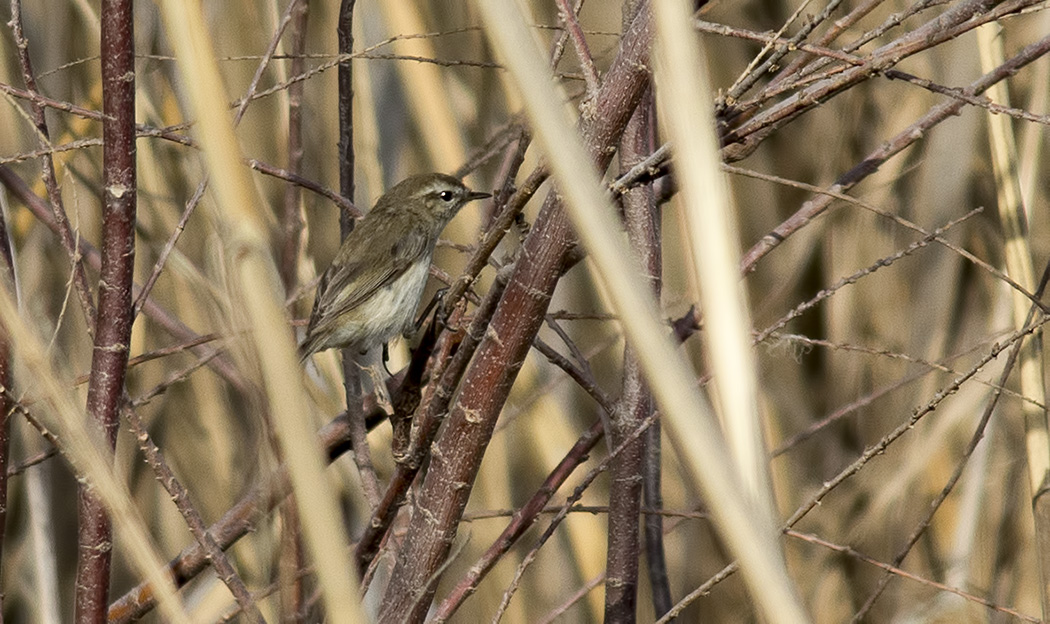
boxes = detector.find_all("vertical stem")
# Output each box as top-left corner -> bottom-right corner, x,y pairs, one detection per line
75,1 -> 136,621
605,4 -> 665,619
336,0 -> 381,507
552,0 -> 600,96
280,0 -> 309,290
9,0 -> 97,331
0,157 -> 15,623
634,93 -> 672,623
642,421 -> 672,617
337,0 -> 356,241
977,23 -> 1050,620
281,8 -> 311,616
279,497 -> 306,622
605,84 -> 659,621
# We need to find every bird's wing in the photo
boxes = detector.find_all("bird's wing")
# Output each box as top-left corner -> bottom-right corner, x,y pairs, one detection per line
306,223 -> 431,334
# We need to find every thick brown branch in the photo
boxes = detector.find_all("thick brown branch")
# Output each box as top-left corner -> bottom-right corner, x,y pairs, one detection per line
432,420 -> 604,621
75,1 -> 136,620
376,4 -> 655,622
605,85 -> 660,623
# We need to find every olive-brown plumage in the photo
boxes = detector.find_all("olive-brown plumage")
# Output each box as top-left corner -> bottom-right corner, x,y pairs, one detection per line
299,173 -> 489,361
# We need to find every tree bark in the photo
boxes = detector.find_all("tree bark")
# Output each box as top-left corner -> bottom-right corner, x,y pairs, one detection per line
376,5 -> 655,622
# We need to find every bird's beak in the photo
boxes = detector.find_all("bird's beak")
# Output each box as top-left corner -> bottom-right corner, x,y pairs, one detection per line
467,190 -> 492,202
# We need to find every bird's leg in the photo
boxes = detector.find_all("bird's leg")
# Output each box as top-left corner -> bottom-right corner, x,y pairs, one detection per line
381,342 -> 394,377
415,287 -> 448,331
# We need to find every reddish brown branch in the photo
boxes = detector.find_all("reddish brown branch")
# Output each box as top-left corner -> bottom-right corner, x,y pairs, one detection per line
605,84 -> 661,622
432,420 -> 604,621
280,0 -> 309,290
553,0 -> 599,96
75,1 -> 136,620
337,0 -> 356,233
375,4 -> 655,621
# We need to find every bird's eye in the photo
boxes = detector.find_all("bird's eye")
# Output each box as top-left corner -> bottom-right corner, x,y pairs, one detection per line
438,190 -> 455,202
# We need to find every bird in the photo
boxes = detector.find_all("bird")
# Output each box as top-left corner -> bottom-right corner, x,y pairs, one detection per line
298,173 -> 490,362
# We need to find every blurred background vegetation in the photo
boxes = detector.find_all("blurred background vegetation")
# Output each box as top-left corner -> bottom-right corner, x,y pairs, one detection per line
1,0 -> 1048,622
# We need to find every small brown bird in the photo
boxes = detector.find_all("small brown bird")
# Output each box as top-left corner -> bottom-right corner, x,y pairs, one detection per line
299,173 -> 490,361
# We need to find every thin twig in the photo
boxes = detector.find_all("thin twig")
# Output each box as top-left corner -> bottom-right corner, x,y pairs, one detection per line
789,530 -> 1040,623
491,413 -> 658,623
755,208 -> 982,343
8,0 -> 97,332
122,404 -> 265,623
553,0 -> 600,96
430,420 -> 605,622
722,0 -> 827,103
739,32 -> 1050,273
659,318 -> 1049,620
852,274 -> 1046,619
106,414 -> 359,623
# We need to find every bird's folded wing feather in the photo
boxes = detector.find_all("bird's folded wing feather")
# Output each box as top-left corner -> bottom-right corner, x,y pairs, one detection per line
308,224 -> 431,334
